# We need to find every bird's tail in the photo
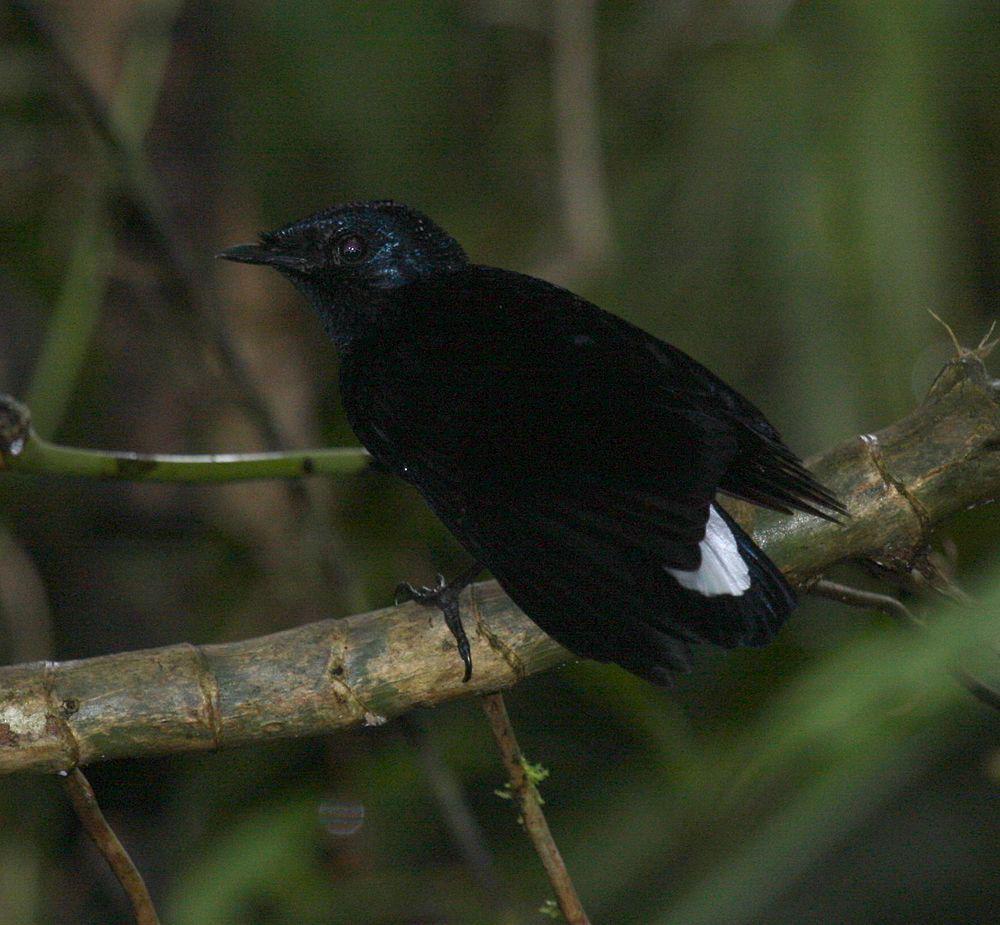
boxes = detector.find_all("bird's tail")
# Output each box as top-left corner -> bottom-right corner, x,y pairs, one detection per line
658,505 -> 796,651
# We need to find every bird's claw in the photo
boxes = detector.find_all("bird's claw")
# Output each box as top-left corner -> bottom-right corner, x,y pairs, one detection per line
393,572 -> 473,682
394,574 -> 447,606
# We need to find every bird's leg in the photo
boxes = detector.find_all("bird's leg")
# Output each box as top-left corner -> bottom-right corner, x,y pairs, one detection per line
395,562 -> 484,682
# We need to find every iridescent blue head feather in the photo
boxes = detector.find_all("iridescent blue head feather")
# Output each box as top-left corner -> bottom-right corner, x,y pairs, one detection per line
222,200 -> 466,288
219,200 -> 468,347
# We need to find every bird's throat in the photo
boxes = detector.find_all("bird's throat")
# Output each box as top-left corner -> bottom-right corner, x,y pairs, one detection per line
288,275 -> 388,350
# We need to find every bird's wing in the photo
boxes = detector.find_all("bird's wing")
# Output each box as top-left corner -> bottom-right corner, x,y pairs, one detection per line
635,334 -> 846,520
357,273 -> 743,572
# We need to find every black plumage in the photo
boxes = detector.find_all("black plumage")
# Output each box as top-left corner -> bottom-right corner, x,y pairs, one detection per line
219,200 -> 844,685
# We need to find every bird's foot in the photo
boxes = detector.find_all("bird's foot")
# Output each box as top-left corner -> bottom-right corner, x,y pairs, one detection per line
395,573 -> 449,607
394,565 -> 482,683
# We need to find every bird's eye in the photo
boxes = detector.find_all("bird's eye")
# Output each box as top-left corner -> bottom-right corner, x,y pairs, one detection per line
336,234 -> 368,265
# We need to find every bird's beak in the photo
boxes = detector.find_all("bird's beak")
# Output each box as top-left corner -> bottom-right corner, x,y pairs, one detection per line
216,243 -> 311,271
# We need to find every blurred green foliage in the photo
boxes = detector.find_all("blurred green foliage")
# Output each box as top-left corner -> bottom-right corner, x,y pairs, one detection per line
0,1 -> 997,923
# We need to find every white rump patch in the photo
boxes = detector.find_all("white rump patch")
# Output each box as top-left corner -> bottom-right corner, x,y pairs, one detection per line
666,506 -> 750,597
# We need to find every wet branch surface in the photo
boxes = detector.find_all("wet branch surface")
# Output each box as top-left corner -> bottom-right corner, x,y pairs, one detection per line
0,355 -> 998,776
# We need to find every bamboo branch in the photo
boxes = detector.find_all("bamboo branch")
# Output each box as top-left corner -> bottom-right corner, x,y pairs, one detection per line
0,354 -> 998,776
481,693 -> 590,924
61,768 -> 161,925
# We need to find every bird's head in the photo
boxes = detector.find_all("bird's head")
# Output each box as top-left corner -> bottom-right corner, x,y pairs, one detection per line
218,200 -> 467,345
219,200 -> 467,288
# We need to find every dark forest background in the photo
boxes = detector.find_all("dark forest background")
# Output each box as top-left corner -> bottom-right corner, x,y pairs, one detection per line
0,1 -> 997,923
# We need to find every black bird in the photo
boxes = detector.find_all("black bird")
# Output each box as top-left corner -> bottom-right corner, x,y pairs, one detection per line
219,201 -> 844,685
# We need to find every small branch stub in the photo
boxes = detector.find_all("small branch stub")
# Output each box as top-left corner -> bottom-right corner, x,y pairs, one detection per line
481,692 -> 591,925
61,768 -> 161,925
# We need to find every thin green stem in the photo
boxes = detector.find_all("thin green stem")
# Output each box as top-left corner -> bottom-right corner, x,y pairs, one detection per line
1,428 -> 368,484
